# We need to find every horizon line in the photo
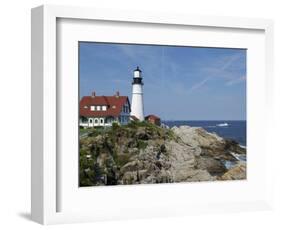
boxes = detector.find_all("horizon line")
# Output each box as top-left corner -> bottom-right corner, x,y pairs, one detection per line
162,119 -> 246,121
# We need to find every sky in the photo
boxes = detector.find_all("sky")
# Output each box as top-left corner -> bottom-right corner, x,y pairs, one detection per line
79,42 -> 246,120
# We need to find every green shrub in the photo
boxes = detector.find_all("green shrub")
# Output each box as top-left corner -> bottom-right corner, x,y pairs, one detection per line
116,154 -> 131,167
137,140 -> 148,149
112,122 -> 120,131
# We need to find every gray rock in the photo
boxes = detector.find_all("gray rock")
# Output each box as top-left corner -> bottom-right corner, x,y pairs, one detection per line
80,124 -> 246,186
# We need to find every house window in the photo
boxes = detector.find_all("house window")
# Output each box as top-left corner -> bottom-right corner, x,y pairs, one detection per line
100,119 -> 104,124
94,119 -> 98,124
81,116 -> 87,123
102,106 -> 107,111
89,119 -> 93,123
90,106 -> 95,111
97,106 -> 101,111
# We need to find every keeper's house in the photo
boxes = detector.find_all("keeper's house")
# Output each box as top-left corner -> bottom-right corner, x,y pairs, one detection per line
79,91 -> 131,127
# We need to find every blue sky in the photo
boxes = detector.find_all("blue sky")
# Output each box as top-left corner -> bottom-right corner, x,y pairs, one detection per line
79,42 -> 246,120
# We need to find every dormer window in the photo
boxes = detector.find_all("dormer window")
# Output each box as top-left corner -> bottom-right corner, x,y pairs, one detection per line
84,105 -> 88,109
90,105 -> 107,111
112,105 -> 116,109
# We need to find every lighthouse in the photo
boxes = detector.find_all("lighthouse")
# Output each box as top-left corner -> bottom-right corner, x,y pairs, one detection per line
130,66 -> 144,121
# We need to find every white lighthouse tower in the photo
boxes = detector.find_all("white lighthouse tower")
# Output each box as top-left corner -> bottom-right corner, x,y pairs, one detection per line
130,66 -> 144,121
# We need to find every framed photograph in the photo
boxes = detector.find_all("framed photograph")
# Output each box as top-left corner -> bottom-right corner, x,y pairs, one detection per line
31,5 -> 274,225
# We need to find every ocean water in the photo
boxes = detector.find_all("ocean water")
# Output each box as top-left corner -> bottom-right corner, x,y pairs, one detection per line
163,120 -> 246,146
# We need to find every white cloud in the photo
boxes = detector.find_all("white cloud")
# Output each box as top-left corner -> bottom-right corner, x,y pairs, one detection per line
220,53 -> 243,71
225,75 -> 246,86
188,77 -> 210,93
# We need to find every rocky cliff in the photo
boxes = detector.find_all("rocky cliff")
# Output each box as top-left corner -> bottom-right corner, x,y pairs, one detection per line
79,122 -> 246,186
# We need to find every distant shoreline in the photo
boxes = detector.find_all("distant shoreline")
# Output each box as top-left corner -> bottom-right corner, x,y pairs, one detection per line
162,121 -> 246,147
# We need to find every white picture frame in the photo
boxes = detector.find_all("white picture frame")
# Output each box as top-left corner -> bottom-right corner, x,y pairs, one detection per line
31,5 -> 274,225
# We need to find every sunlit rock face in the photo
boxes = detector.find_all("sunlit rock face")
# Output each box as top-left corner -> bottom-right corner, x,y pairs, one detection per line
79,123 -> 246,186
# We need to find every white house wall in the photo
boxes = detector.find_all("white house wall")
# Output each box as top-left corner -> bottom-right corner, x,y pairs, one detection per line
79,115 -> 130,128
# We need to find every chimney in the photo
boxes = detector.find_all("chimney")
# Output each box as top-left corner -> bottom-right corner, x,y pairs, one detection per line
91,91 -> 96,97
116,91 -> 120,97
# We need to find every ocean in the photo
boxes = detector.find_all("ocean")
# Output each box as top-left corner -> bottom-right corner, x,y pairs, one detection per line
162,120 -> 246,147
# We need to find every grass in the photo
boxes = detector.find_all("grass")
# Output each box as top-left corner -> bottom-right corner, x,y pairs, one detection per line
79,127 -> 91,134
137,140 -> 148,149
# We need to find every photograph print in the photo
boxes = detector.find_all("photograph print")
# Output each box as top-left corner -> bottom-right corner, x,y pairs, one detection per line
79,42 -> 246,187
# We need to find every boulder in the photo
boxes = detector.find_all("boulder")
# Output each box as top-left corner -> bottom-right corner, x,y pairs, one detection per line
195,156 -> 227,176
171,126 -> 224,148
219,162 -> 246,180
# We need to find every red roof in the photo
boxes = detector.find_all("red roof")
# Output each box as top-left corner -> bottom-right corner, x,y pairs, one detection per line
145,114 -> 160,120
80,95 -> 130,117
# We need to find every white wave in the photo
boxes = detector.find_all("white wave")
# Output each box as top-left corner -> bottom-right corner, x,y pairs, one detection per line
229,151 -> 246,162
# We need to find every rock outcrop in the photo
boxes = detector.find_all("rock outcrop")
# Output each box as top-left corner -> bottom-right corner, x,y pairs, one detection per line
79,122 -> 246,186
219,162 -> 246,180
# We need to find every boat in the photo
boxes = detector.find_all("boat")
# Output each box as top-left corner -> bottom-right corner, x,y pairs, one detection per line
216,122 -> 229,127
